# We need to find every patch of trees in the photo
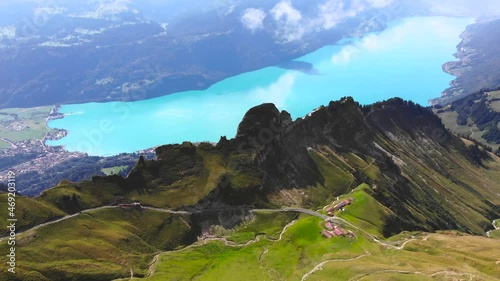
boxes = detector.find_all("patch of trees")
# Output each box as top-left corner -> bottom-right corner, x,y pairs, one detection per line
467,143 -> 492,166
0,112 -> 19,120
451,88 -> 500,144
0,153 -> 40,170
15,152 -> 155,196
482,126 -> 500,144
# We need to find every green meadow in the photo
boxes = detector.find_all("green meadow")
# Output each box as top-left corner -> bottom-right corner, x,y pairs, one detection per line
135,215 -> 500,281
0,208 -> 196,281
0,106 -> 55,144
102,165 -> 130,175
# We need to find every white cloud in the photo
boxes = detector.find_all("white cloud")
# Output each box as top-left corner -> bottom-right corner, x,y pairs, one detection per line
241,8 -> 266,31
331,45 -> 360,64
315,0 -> 348,30
331,16 -> 464,64
38,41 -> 72,47
74,27 -> 106,35
69,0 -> 133,20
331,23 -> 402,64
225,4 -> 237,16
0,26 -> 16,39
252,72 -> 297,108
271,0 -> 302,25
424,0 -> 500,17
268,0 -> 396,42
269,0 -> 306,42
34,6 -> 66,17
331,31 -> 396,64
366,0 -> 393,8
314,0 -> 389,30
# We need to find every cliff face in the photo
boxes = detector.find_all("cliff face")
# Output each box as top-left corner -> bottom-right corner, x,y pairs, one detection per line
215,98 -> 499,236
431,19 -> 500,105
126,97 -> 496,237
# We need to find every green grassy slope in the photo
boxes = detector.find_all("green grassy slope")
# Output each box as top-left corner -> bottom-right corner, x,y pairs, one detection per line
137,215 -> 500,281
0,106 -> 55,143
225,211 -> 298,244
335,184 -> 392,237
0,208 -> 196,281
0,194 -> 65,233
435,89 -> 500,152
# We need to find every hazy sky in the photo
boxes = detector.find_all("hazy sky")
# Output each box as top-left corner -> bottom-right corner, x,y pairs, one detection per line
424,0 -> 500,17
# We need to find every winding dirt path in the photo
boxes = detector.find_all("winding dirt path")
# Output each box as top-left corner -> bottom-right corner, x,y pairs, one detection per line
0,206 -> 195,242
146,254 -> 160,277
350,269 -> 478,281
301,248 -> 371,281
0,206 -> 318,242
145,219 -> 298,278
0,203 -> 424,281
301,237 -> 422,281
0,206 -> 117,242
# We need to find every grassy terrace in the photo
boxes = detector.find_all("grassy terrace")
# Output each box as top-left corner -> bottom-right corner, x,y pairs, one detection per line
102,165 -> 130,175
487,90 -> 500,111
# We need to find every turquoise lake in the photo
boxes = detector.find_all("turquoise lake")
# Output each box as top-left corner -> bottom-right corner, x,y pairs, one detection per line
47,17 -> 474,156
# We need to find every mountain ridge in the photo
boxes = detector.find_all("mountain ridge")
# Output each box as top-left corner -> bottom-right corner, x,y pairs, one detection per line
2,97 -> 498,235
1,96 -> 500,280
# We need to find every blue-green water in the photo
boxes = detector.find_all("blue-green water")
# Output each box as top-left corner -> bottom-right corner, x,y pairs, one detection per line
47,17 -> 473,156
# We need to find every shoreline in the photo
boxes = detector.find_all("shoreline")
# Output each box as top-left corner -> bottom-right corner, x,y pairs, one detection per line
430,18 -> 500,105
429,24 -> 471,106
41,17 -> 472,156
43,105 -> 67,147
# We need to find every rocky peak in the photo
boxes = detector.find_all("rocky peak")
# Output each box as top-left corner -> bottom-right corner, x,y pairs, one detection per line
235,103 -> 292,141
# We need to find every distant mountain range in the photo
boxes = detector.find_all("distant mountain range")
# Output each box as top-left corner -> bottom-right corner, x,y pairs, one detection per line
1,1 -> 498,109
0,0 -> 430,109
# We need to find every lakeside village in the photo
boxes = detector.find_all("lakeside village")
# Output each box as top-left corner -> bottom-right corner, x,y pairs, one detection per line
0,106 -> 84,183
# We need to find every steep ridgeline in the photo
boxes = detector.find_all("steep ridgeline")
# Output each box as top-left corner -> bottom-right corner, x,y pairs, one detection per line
207,97 -> 499,236
1,97 -> 500,280
3,97 -> 499,235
